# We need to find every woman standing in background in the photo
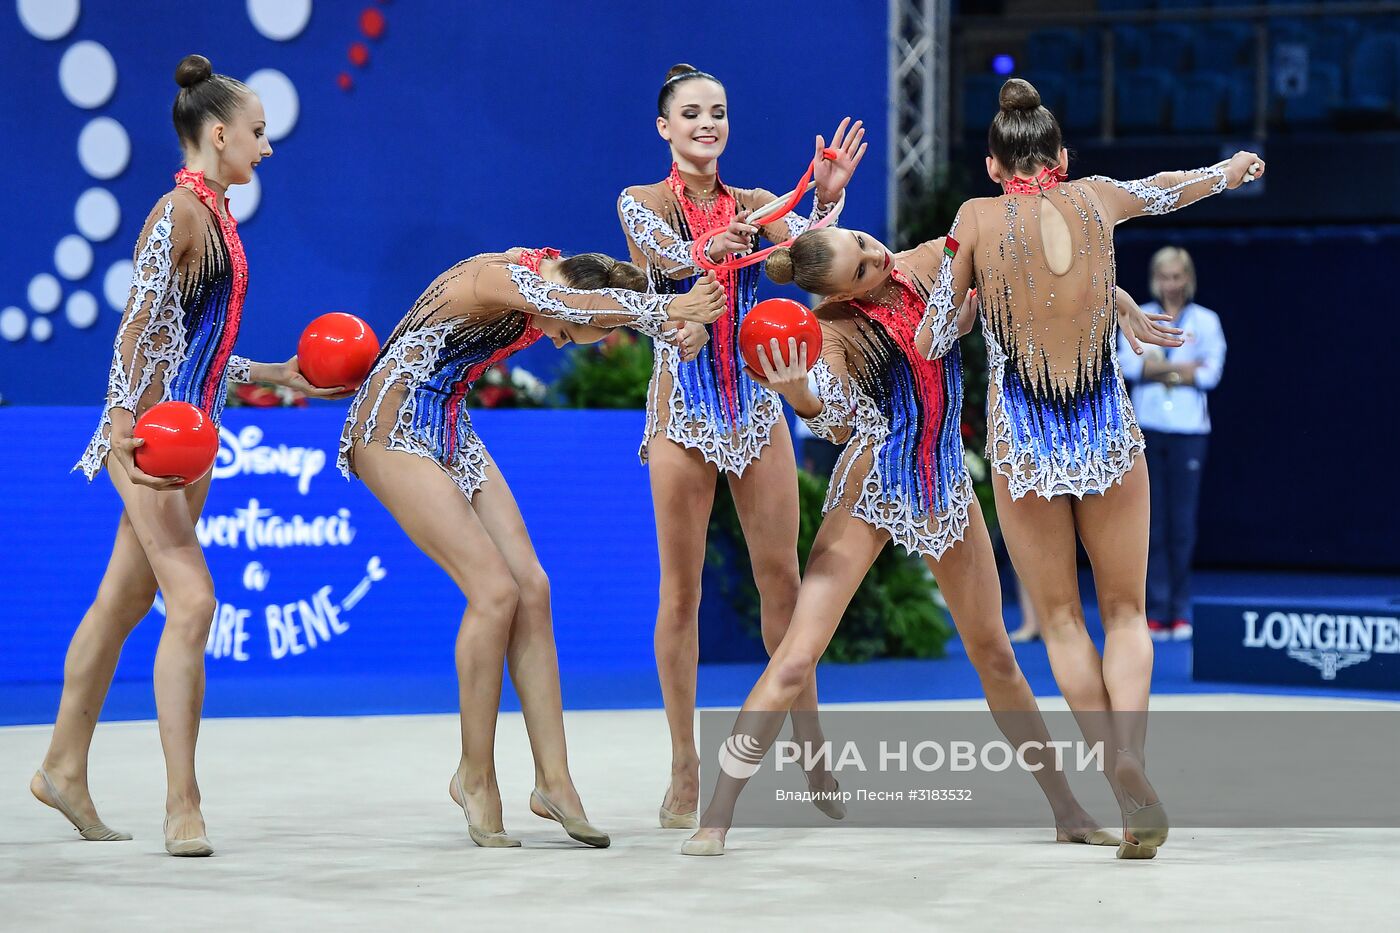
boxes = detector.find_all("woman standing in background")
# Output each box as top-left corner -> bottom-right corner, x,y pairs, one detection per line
1118,247 -> 1227,642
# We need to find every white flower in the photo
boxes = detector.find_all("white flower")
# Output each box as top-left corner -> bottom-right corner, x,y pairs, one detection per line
511,367 -> 546,401
963,450 -> 987,482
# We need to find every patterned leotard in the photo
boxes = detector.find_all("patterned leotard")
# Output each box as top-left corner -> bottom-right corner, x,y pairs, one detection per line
803,241 -> 973,558
931,165 -> 1229,499
339,248 -> 683,500
77,169 -> 252,479
618,165 -> 840,474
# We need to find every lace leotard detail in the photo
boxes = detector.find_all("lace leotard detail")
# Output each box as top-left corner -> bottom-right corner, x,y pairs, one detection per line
339,248 -> 681,500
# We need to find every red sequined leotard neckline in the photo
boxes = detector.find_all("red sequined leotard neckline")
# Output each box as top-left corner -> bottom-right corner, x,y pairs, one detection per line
1001,165 -> 1067,196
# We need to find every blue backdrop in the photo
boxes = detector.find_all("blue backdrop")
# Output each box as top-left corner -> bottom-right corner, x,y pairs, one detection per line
0,0 -> 889,401
0,406 -> 666,687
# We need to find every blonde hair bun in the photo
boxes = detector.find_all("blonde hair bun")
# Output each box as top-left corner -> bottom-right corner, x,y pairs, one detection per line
764,248 -> 795,285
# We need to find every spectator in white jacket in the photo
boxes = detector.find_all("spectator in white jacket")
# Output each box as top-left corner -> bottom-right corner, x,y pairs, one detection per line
1118,246 -> 1226,642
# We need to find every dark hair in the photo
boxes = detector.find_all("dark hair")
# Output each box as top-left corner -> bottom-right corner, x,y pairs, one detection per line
172,54 -> 252,150
657,62 -> 724,117
987,78 -> 1063,176
764,230 -> 837,293
558,253 -> 648,292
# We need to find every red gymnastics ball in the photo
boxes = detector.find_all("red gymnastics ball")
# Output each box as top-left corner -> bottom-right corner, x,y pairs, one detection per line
297,313 -> 380,390
132,401 -> 219,486
739,298 -> 822,380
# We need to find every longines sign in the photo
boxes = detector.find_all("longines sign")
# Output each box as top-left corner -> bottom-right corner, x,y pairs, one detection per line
1194,599 -> 1400,691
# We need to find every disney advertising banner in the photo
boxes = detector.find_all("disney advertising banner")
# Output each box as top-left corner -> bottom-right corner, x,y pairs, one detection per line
0,407 -> 661,694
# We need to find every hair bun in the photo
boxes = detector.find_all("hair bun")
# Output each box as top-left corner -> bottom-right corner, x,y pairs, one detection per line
764,248 -> 795,285
608,260 -> 648,292
175,54 -> 213,89
666,62 -> 699,82
998,77 -> 1041,113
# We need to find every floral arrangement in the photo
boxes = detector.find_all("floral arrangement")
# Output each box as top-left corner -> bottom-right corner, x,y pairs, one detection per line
465,364 -> 549,409
225,382 -> 308,409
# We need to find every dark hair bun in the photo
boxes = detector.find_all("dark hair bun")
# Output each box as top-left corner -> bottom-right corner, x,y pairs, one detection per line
666,62 -> 698,82
608,261 -> 648,292
999,78 -> 1041,113
764,248 -> 795,285
175,54 -> 213,90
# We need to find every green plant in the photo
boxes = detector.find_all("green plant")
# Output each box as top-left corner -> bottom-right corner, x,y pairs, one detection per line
707,468 -> 953,663
551,331 -> 653,409
896,164 -> 976,251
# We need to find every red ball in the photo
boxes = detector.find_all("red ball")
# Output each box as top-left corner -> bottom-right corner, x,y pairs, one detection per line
349,42 -> 370,68
337,73 -> 354,92
739,298 -> 822,380
133,401 -> 219,487
297,313 -> 380,390
360,7 -> 386,39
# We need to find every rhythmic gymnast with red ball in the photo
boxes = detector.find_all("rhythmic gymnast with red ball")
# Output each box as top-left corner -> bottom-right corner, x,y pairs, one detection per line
681,223 -> 1168,855
338,247 -> 723,847
617,62 -> 865,829
34,54 -> 347,857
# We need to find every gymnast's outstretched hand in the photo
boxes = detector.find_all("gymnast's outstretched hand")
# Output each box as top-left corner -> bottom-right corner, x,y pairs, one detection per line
1116,287 -> 1184,355
814,117 -> 867,205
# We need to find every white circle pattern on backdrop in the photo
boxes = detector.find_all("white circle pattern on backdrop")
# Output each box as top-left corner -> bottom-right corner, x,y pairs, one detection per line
59,40 -> 117,108
65,290 -> 99,329
17,0 -> 80,41
10,0 -> 308,343
0,307 -> 28,342
55,235 -> 95,280
28,274 -> 62,313
247,0 -> 312,41
75,187 -> 121,241
77,117 -> 130,180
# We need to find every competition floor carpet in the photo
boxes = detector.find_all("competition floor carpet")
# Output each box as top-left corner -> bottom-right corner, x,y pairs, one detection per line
3,570 -> 1396,929
2,694 -> 1396,931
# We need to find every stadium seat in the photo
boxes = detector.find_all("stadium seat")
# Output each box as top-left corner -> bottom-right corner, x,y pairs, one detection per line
1143,24 -> 1197,72
1346,34 -> 1400,117
1026,28 -> 1085,73
1112,24 -> 1148,72
1098,0 -> 1155,12
1226,68 -> 1259,132
962,74 -> 1006,137
1062,78 -> 1105,137
1117,69 -> 1174,135
1021,73 -> 1069,120
1194,22 -> 1255,73
1279,63 -> 1342,129
1172,74 -> 1229,134
1271,16 -> 1356,72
